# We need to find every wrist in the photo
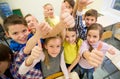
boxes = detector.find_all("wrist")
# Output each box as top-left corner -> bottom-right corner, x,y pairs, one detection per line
25,56 -> 34,66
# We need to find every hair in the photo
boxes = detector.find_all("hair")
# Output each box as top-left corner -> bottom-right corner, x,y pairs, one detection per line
43,3 -> 53,9
3,14 -> 27,32
87,23 -> 103,51
24,14 -> 38,23
24,14 -> 32,19
66,27 -> 79,52
0,44 -> 13,62
85,9 -> 98,20
43,35 -> 62,68
64,0 -> 75,9
72,0 -> 79,17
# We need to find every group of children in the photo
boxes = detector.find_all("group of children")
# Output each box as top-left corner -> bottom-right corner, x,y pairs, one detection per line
0,0 -> 117,79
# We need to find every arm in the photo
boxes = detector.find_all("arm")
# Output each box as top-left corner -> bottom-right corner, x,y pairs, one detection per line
24,22 -> 52,54
68,54 -> 80,72
83,49 -> 104,67
19,41 -> 45,74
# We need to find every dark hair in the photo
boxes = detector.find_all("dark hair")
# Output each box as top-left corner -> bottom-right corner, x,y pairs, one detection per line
87,23 -> 103,51
3,14 -> 27,32
85,9 -> 98,20
0,44 -> 13,62
64,0 -> 75,9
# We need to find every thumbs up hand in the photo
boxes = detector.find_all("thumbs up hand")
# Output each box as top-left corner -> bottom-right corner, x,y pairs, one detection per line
29,40 -> 43,60
60,3 -> 75,28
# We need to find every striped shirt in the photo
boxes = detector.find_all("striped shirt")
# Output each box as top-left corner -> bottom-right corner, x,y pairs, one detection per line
79,40 -> 111,69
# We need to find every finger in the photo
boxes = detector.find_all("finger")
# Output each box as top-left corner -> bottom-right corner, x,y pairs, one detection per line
37,40 -> 42,48
92,49 -> 104,58
87,0 -> 94,5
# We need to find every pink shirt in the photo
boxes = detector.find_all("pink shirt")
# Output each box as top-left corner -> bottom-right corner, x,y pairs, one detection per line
79,40 -> 111,69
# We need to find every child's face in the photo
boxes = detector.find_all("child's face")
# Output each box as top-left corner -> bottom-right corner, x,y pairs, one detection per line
25,16 -> 38,31
7,24 -> 29,44
44,5 -> 54,18
64,1 -> 73,14
0,61 -> 9,76
65,31 -> 77,44
45,38 -> 61,57
87,29 -> 100,45
85,16 -> 97,27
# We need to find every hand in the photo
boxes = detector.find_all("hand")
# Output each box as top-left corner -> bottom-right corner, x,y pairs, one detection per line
77,0 -> 93,11
86,49 -> 104,67
60,3 -> 75,28
43,8 -> 49,18
29,40 -> 43,60
36,22 -> 52,38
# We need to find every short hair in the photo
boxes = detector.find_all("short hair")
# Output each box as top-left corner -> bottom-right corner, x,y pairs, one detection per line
3,14 -> 27,32
85,9 -> 98,20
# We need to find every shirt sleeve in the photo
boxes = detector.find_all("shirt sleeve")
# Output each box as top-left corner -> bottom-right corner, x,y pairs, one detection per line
60,51 -> 69,79
79,40 -> 89,56
18,52 -> 45,75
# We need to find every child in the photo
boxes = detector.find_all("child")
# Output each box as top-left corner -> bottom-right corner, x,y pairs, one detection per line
43,3 -> 59,27
19,35 -> 69,79
24,14 -> 39,34
0,43 -> 43,79
3,14 -> 30,52
63,27 -> 83,74
63,0 -> 75,14
73,0 -> 97,40
79,23 -> 115,79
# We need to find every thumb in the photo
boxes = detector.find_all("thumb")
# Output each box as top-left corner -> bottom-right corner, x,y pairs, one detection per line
37,40 -> 42,48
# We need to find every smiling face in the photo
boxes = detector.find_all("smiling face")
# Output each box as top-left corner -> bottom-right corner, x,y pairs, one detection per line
87,29 -> 100,45
0,61 -> 9,76
44,4 -> 54,18
7,24 -> 29,44
44,38 -> 61,57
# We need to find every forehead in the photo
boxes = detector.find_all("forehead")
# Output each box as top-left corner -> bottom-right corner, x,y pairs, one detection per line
88,29 -> 99,34
47,38 -> 61,45
85,16 -> 96,20
8,24 -> 27,31
66,31 -> 76,35
44,4 -> 53,9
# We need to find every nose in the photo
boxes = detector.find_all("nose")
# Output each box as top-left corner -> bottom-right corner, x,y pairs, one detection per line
19,33 -> 25,38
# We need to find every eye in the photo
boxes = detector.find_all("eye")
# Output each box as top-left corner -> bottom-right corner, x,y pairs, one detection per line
22,29 -> 27,33
13,32 -> 18,35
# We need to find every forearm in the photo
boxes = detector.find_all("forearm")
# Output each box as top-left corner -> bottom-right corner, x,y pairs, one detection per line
68,55 -> 80,72
43,22 -> 65,38
24,32 -> 41,54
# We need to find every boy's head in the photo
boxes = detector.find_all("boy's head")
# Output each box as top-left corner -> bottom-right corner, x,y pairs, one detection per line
24,14 -> 38,33
3,15 -> 29,44
84,9 -> 98,27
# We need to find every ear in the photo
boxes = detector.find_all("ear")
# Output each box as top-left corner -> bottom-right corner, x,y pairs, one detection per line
5,31 -> 11,38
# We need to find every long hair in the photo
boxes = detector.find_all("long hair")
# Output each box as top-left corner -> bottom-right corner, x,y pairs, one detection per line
43,35 -> 62,68
87,23 -> 103,51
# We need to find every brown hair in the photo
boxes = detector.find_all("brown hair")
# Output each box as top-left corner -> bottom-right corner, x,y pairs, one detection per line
0,44 -> 13,62
43,35 -> 62,68
87,23 -> 103,51
64,0 -> 75,9
3,14 -> 27,32
85,9 -> 98,20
